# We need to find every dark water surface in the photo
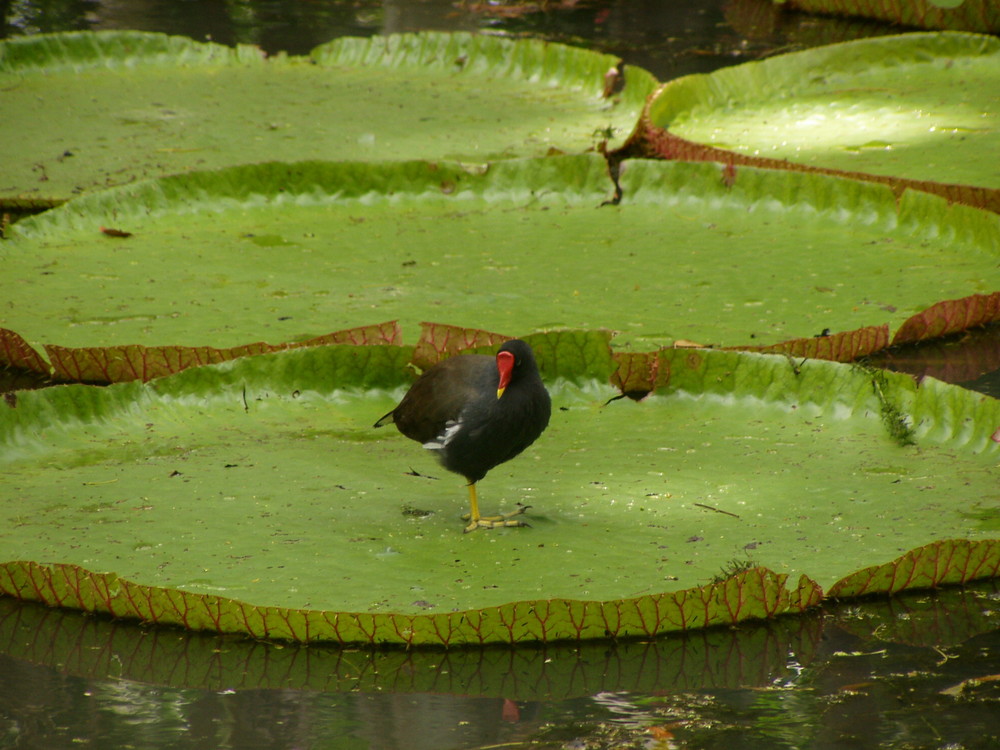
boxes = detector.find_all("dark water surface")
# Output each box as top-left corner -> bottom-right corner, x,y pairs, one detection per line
2,2 -> 999,748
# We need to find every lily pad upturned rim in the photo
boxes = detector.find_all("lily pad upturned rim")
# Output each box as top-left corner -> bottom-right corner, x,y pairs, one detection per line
0,28 -> 266,73
626,31 -> 1000,214
0,28 -> 656,103
311,29 -> 659,115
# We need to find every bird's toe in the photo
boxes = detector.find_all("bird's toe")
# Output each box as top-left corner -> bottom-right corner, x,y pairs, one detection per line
463,516 -> 531,533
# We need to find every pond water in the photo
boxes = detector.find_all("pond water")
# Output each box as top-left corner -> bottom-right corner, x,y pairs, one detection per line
2,1 -> 999,749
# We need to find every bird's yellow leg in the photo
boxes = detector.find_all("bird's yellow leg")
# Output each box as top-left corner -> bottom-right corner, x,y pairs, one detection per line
462,482 -> 530,533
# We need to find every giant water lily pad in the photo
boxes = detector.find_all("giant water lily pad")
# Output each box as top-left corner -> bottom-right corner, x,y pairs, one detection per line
0,338 -> 997,645
2,155 -> 999,383
0,30 -> 655,205
636,32 -> 1000,212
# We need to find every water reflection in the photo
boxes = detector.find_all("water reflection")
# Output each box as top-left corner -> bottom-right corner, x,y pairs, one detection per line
1,582 -> 998,748
869,323 -> 1000,400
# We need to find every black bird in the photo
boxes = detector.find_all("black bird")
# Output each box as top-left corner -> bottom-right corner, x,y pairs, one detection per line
374,339 -> 551,532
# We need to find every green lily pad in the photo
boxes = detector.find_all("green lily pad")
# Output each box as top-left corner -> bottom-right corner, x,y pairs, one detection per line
637,32 -> 1000,212
0,30 -> 655,206
2,155 -> 998,382
0,338 -> 997,645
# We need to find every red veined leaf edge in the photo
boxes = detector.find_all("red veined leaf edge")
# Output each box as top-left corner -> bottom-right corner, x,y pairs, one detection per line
0,540 -> 995,646
2,291 -> 997,387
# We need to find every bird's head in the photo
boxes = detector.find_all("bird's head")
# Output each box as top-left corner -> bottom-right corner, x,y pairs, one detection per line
496,349 -> 514,399
495,339 -> 539,399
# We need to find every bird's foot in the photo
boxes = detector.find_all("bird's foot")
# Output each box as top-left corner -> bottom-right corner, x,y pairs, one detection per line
462,504 -> 531,533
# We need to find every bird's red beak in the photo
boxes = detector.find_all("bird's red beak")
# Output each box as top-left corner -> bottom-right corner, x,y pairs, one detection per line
496,350 -> 515,399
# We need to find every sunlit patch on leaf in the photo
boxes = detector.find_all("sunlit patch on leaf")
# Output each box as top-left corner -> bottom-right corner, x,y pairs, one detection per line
632,32 -> 1000,213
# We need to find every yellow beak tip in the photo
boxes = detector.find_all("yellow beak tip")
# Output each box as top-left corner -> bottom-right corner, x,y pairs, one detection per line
496,387 -> 506,399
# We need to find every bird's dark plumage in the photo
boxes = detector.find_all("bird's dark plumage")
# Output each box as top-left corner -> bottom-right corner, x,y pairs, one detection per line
374,339 -> 551,531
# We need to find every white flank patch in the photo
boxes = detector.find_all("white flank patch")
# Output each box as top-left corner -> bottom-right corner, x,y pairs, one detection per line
423,419 -> 462,450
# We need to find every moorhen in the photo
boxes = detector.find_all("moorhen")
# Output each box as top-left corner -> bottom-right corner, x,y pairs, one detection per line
374,339 -> 551,532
